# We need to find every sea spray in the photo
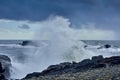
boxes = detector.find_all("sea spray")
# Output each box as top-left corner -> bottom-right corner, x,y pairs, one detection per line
9,16 -> 109,79
9,17 -> 91,79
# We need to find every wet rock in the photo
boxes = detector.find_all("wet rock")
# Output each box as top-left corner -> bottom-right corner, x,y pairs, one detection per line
0,62 -> 5,80
0,55 -> 11,62
24,72 -> 40,79
91,63 -> 106,68
0,74 -> 5,80
80,59 -> 91,64
100,56 -> 120,66
20,40 -> 39,47
20,41 -> 30,46
0,55 -> 11,79
76,58 -> 93,71
104,44 -> 111,48
41,62 -> 72,75
92,55 -> 103,62
24,55 -> 120,79
0,62 -> 5,73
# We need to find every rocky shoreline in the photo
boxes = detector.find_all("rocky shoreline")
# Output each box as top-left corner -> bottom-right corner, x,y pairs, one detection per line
22,55 -> 120,80
0,54 -> 120,80
23,65 -> 120,80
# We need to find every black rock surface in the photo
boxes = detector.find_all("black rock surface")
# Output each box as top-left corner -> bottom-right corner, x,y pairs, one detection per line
24,55 -> 120,79
0,55 -> 11,79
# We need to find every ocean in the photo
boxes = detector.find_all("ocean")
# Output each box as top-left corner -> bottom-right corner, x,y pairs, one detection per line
0,40 -> 120,79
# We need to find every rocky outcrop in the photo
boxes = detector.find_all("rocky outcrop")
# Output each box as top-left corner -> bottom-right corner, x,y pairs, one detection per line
97,44 -> 112,49
0,62 -> 5,80
104,44 -> 111,48
24,55 -> 120,79
100,56 -> 120,66
20,41 -> 30,46
0,55 -> 11,79
20,40 -> 39,47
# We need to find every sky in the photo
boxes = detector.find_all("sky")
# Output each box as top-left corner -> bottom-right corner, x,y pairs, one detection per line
0,0 -> 120,40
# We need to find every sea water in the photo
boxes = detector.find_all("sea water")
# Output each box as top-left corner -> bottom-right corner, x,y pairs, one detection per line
0,40 -> 120,79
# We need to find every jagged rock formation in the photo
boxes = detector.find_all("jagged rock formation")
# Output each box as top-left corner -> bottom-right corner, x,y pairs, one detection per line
23,55 -> 120,79
0,62 -> 5,80
0,55 -> 11,79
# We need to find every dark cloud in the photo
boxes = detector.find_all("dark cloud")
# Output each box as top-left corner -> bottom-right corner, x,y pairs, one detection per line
18,24 -> 30,29
0,0 -> 120,30
0,0 -> 119,20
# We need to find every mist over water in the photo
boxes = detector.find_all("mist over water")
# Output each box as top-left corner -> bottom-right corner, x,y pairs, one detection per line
8,16 -> 117,79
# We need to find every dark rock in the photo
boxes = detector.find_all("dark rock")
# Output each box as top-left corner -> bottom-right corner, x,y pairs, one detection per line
76,59 -> 93,71
97,44 -> 111,49
72,61 -> 77,64
0,55 -> 11,79
91,63 -> 106,68
97,46 -> 103,49
100,56 -> 120,66
0,62 -> 5,73
20,40 -> 39,47
76,61 -> 95,72
24,55 -> 120,79
20,41 -> 30,46
110,60 -> 120,65
104,44 -> 111,48
84,45 -> 88,48
24,72 -> 40,79
0,74 -> 6,80
41,62 -> 72,75
0,55 -> 11,62
80,59 -> 91,64
92,55 -> 103,62
0,62 -> 5,80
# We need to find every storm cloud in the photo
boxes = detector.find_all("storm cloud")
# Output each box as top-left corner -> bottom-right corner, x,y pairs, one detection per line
0,0 -> 120,20
0,0 -> 120,30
